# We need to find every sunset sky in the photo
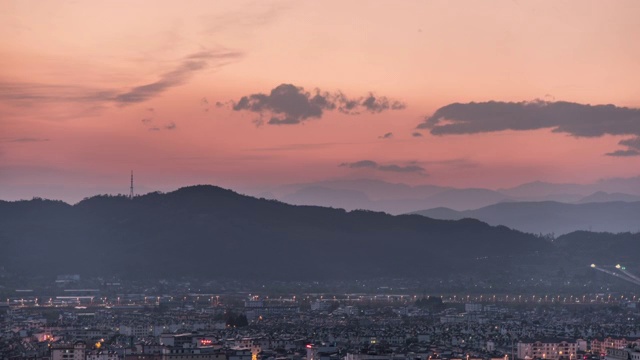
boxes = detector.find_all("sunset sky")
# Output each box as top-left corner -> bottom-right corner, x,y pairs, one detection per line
1,0 -> 640,202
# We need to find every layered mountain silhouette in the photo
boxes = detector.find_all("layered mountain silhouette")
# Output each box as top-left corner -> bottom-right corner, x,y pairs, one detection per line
1,185 -> 639,283
411,201 -> 640,235
274,182 -> 511,213
250,178 -> 640,214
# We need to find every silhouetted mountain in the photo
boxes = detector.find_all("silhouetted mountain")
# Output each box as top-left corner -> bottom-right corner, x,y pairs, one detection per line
245,176 -> 640,214
499,177 -> 640,199
0,185 -> 552,280
595,176 -> 640,195
278,185 -> 511,213
411,201 -> 640,235
555,231 -> 640,266
422,188 -> 511,211
499,181 -> 593,198
577,191 -> 640,204
281,186 -> 371,210
259,179 -> 451,214
267,180 -> 513,213
267,179 -> 448,201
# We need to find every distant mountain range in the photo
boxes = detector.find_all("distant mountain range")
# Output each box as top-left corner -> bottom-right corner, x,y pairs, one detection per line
1,185 -> 639,282
247,177 -> 640,214
411,201 -> 640,235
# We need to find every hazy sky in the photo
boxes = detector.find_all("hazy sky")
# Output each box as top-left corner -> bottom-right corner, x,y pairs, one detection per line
1,0 -> 639,202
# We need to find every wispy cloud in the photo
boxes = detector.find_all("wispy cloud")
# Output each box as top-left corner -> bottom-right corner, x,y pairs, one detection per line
378,132 -> 393,139
0,49 -> 243,111
200,97 -> 210,112
229,83 -> 406,125
422,158 -> 477,169
203,2 -> 290,35
0,83 -> 117,104
140,108 -> 176,132
250,142 -> 352,151
114,50 -> 243,105
417,100 -> 640,156
2,137 -> 50,143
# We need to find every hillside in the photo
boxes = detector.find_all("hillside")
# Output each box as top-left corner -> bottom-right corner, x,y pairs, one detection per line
0,185 -> 550,280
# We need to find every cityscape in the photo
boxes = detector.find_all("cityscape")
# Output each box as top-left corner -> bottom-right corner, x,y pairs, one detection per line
1,274 -> 640,360
1,1 -> 640,360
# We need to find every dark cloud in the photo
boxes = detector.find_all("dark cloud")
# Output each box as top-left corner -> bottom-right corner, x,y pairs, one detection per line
340,160 -> 425,174
340,160 -> 378,169
230,84 -> 406,125
412,132 -> 423,137
378,164 -> 425,173
148,127 -> 161,132
606,149 -> 640,157
362,94 -> 406,113
233,84 -> 325,125
164,122 -> 177,130
334,92 -> 360,115
418,100 -> 640,156
378,132 -> 393,139
619,137 -> 640,150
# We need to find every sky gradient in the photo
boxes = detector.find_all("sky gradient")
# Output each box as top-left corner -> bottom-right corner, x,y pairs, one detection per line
1,0 -> 640,202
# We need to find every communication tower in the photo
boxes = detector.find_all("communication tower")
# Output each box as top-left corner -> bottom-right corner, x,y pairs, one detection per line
129,171 -> 134,199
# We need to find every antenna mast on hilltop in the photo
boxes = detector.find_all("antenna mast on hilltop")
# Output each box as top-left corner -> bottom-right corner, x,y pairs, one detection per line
129,171 -> 134,199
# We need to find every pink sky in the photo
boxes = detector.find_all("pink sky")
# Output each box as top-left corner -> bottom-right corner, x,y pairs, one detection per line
1,0 -> 640,202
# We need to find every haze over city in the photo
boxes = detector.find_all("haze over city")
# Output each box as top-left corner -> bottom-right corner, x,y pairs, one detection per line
2,0 -> 640,203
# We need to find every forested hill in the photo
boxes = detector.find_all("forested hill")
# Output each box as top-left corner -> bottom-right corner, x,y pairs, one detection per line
0,185 -> 635,280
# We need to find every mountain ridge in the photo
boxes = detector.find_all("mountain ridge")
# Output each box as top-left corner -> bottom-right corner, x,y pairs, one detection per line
411,200 -> 640,235
0,185 -> 550,280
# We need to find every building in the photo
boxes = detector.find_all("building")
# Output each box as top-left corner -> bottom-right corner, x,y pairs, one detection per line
604,347 -> 640,360
86,350 -> 120,360
591,338 -> 639,356
51,341 -> 87,360
465,303 -> 483,312
517,339 -> 583,360
161,347 -> 225,360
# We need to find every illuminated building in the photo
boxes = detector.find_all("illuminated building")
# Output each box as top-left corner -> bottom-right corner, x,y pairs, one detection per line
517,339 -> 585,360
591,338 -> 640,356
